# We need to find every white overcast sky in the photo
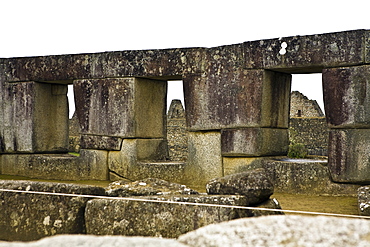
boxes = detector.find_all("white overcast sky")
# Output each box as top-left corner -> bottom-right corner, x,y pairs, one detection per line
1,0 -> 368,116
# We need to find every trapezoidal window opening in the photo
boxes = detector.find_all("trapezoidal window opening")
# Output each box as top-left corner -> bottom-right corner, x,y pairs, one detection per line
289,73 -> 328,157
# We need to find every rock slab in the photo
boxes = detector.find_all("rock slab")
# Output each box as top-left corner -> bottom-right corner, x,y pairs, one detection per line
0,181 -> 105,241
178,215 -> 370,247
206,169 -> 273,205
106,178 -> 199,197
85,195 -> 282,238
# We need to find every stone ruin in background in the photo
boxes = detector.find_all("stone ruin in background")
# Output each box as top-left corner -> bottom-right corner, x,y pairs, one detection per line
1,29 -> 370,186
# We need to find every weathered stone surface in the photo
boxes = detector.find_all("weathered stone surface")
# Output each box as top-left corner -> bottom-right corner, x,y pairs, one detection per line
106,178 -> 198,197
223,157 -> 270,175
74,77 -> 166,138
0,150 -> 108,180
178,215 -> 370,247
0,181 -> 106,241
358,186 -> 370,216
323,65 -> 370,128
126,162 -> 187,184
328,129 -> 370,183
244,29 -> 369,73
108,139 -> 168,180
185,131 -> 222,186
262,159 -> 359,195
0,235 -> 188,247
85,195 -> 282,238
1,82 -> 68,153
2,48 -> 200,82
206,169 -> 273,205
184,69 -> 291,130
221,128 -> 288,156
80,135 -> 122,150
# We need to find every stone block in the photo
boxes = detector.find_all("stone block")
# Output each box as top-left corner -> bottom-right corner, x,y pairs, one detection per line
221,128 -> 288,156
223,157 -> 269,175
184,70 -> 291,130
74,77 -> 166,138
206,169 -> 274,205
185,131 -> 223,186
108,139 -> 167,180
262,159 -> 359,195
85,195 -> 282,238
0,150 -> 108,180
328,129 -> 370,183
244,29 -> 369,73
80,135 -> 122,150
0,82 -> 68,153
178,215 -> 370,247
0,180 -> 105,241
323,65 -> 370,128
2,48 -> 197,82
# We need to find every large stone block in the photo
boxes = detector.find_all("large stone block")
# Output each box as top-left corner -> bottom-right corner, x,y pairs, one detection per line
221,128 -> 288,157
2,48 -> 196,82
0,150 -> 108,180
74,78 -> 166,138
328,129 -> 370,183
323,65 -> 370,128
108,139 -> 167,180
0,81 -> 68,153
85,195 -> 282,238
244,29 -> 369,73
0,181 -> 105,241
185,131 -> 223,186
184,70 -> 291,130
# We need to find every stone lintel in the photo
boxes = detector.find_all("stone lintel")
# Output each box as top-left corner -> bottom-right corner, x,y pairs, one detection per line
244,29 -> 369,72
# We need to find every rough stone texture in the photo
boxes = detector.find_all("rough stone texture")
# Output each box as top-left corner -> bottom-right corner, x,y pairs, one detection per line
290,91 -> 324,117
106,178 -> 198,197
123,162 -> 186,184
221,128 -> 288,156
74,77 -> 166,138
0,180 -> 105,241
323,65 -> 370,128
358,186 -> 370,216
289,117 -> 329,156
167,99 -> 188,161
222,157 -> 359,195
1,48 -> 197,82
328,129 -> 370,183
80,135 -> 122,150
184,69 -> 291,130
85,195 -> 282,238
262,159 -> 359,195
1,81 -> 68,153
0,149 -> 108,180
244,29 -> 369,73
206,169 -> 273,205
178,215 -> 370,247
108,139 -> 168,180
0,235 -> 188,247
185,131 -> 223,186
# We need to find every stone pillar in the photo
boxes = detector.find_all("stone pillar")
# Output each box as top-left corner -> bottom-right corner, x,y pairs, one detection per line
183,61 -> 291,183
73,77 -> 167,180
0,81 -> 69,153
323,65 -> 370,183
